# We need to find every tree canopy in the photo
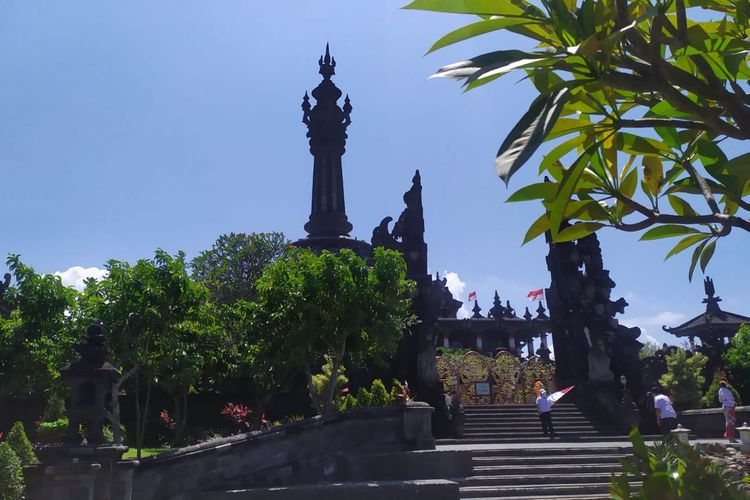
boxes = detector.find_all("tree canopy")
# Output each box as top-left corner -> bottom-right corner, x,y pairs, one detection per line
723,324 -> 750,401
408,0 -> 750,279
191,232 -> 288,305
0,255 -> 80,399
248,248 -> 414,417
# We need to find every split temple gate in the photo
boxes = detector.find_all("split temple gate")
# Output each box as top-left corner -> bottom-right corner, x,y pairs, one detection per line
291,46 -> 645,433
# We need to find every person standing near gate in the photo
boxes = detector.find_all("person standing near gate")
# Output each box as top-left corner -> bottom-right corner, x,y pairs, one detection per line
652,386 -> 678,436
536,389 -> 555,439
718,380 -> 737,441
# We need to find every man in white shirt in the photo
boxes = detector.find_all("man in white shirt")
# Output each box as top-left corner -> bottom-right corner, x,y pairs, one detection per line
652,386 -> 678,436
718,380 -> 737,440
536,389 -> 555,439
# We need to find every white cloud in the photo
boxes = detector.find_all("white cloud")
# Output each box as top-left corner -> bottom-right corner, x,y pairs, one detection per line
54,266 -> 107,292
620,311 -> 687,346
444,271 -> 471,319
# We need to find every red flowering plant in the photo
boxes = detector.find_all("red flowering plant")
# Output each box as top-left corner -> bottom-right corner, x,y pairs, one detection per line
160,409 -> 176,431
220,403 -> 252,434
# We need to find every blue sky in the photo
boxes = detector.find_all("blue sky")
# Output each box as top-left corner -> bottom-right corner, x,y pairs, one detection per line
0,1 -> 747,347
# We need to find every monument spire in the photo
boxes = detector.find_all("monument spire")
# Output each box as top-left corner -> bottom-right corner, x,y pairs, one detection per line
301,44 -> 353,238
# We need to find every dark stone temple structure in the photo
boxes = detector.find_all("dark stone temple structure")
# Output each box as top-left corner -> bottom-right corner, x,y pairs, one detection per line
663,276 -> 750,382
292,46 -> 643,433
663,276 -> 750,351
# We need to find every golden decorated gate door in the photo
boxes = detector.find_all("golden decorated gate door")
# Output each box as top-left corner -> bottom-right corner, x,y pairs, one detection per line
437,351 -> 556,405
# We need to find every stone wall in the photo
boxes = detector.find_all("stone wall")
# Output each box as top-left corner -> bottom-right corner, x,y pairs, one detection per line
132,402 -> 470,500
680,405 -> 750,437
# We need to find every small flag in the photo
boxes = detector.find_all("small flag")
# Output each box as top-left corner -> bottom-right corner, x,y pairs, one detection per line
527,289 -> 544,301
468,291 -> 477,301
548,385 -> 574,405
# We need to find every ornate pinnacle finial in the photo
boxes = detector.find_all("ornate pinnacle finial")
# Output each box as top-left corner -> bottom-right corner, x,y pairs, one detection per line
524,307 -> 533,321
319,43 -> 336,79
471,300 -> 483,318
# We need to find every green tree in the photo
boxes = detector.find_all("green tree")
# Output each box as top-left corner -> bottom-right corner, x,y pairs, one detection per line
723,324 -> 750,401
6,422 -> 36,466
659,348 -> 707,410
0,442 -> 24,500
249,248 -> 413,417
83,250 -> 228,453
191,232 -> 288,305
408,0 -> 750,279
701,370 -> 741,408
0,255 -> 80,400
639,340 -> 661,359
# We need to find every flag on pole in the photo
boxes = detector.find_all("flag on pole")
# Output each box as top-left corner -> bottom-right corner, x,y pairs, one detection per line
548,385 -> 574,405
527,289 -> 544,301
468,291 -> 477,301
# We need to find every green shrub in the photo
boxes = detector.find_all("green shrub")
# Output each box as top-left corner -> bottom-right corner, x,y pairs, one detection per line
611,428 -> 744,499
702,371 -> 741,409
0,442 -> 24,500
355,387 -> 372,407
41,395 -> 66,421
370,379 -> 391,407
659,349 -> 707,410
339,393 -> 357,411
36,418 -> 68,444
7,422 -> 36,465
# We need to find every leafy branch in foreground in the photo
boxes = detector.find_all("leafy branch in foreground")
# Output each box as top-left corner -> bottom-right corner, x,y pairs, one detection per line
407,0 -> 750,279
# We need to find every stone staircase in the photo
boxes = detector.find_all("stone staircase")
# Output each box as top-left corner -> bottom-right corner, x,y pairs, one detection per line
437,403 -> 638,499
459,446 -> 634,499
442,403 -> 623,444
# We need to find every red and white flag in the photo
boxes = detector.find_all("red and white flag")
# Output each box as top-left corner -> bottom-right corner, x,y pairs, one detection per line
527,289 -> 544,301
468,291 -> 477,301
548,385 -> 574,405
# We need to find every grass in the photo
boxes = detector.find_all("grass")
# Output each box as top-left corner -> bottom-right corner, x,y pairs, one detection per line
122,447 -> 171,459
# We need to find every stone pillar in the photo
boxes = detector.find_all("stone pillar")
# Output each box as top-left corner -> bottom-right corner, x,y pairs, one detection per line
508,334 -> 516,353
476,334 -> 483,352
443,334 -> 449,348
540,332 -> 548,347
689,336 -> 696,351
527,339 -> 534,358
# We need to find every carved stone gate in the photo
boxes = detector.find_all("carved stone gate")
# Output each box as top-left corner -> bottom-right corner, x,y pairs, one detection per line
437,351 -> 556,405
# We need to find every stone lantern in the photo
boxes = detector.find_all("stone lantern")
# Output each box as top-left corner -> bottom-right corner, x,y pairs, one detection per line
670,423 -> 691,444
60,320 -> 121,445
736,422 -> 750,454
25,320 -> 136,500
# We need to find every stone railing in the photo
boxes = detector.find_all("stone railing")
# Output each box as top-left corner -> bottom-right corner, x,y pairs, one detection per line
679,406 -> 750,437
132,402 -> 471,500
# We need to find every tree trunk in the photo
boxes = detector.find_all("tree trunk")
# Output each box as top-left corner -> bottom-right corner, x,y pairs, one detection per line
305,366 -> 321,414
135,373 -> 141,458
109,366 -> 137,445
172,391 -> 188,445
322,342 -> 346,418
136,380 -> 152,459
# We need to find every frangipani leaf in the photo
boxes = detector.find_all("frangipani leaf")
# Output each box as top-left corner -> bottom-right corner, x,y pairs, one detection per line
496,88 -> 570,185
554,222 -> 604,242
427,18 -> 538,54
640,225 -> 700,241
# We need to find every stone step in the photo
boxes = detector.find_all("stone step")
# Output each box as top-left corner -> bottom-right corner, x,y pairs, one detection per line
438,435 -> 631,444
463,426 -> 618,433
472,463 -> 623,475
461,493 -> 612,500
464,472 -> 616,487
473,453 -> 628,466
461,430 -> 619,437
471,447 -> 631,457
459,481 -> 638,498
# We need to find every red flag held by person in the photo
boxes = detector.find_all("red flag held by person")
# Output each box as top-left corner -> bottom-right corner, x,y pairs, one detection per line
548,385 -> 574,405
